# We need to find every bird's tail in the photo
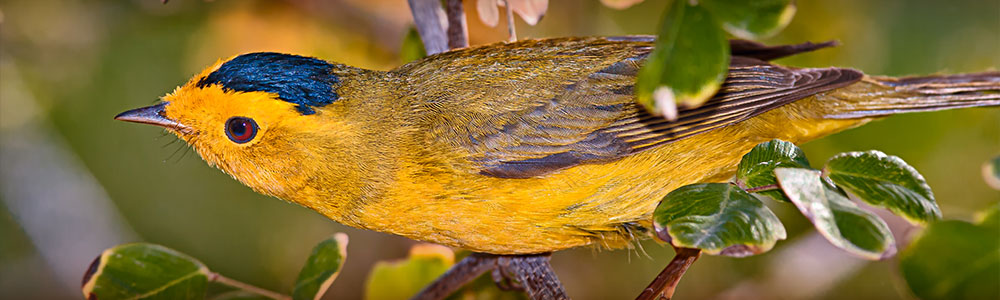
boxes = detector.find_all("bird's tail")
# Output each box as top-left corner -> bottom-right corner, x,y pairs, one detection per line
821,72 -> 1000,119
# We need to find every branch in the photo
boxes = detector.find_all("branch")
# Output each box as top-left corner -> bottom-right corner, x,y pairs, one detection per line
411,253 -> 497,300
407,0 -> 449,55
504,0 -> 517,41
445,0 -> 469,49
636,247 -> 701,300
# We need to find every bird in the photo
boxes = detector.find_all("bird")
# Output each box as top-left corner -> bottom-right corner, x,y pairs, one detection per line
116,36 -> 999,255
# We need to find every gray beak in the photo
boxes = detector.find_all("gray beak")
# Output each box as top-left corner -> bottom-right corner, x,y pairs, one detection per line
114,102 -> 188,132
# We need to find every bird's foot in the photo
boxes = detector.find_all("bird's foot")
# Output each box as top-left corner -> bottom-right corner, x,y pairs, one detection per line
410,252 -> 568,300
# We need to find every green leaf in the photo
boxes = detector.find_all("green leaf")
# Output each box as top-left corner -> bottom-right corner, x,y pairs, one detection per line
975,202 -> 1000,229
653,183 -> 787,257
734,139 -> 810,202
82,243 -> 210,300
209,291 -> 273,300
899,204 -> 1000,300
364,244 -> 455,300
637,0 -> 729,116
983,155 -> 1000,190
824,151 -> 940,225
293,233 -> 348,300
401,26 -> 427,63
701,0 -> 796,39
775,167 -> 896,260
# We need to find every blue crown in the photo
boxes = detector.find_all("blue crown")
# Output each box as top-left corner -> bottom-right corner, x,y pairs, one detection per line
197,52 -> 340,115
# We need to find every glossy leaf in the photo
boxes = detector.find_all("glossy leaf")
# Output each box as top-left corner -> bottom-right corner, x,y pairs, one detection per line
401,27 -> 427,63
653,183 -> 787,257
364,244 -> 454,300
900,204 -> 1000,300
775,168 -> 896,260
701,0 -> 796,39
293,233 -> 348,300
81,243 -> 210,300
636,0 -> 729,117
824,151 -> 940,225
983,155 -> 1000,190
735,139 -> 810,202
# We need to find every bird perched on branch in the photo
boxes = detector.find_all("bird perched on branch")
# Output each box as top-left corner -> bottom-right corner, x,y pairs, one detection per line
117,36 -> 999,254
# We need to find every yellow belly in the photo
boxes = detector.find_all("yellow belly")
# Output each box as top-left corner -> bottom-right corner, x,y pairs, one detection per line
355,96 -> 868,254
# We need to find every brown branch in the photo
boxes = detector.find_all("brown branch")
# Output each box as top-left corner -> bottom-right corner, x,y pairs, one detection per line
636,247 -> 701,300
496,254 -> 568,299
445,0 -> 469,49
744,184 -> 780,193
407,0 -> 449,55
411,253 -> 497,300
504,0 -> 517,41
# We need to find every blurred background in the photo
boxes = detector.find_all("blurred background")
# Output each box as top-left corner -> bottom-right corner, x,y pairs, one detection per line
0,0 -> 997,299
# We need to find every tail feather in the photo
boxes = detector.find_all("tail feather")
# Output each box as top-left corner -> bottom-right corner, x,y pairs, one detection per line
824,72 -> 1000,118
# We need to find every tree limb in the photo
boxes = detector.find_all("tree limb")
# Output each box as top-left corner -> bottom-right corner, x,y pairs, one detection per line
636,247 -> 701,300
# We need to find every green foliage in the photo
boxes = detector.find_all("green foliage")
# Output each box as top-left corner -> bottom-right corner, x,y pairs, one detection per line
825,151 -> 940,225
84,234 -> 349,300
657,139 -> 938,261
293,233 -> 348,300
700,0 -> 795,39
653,183 -> 786,257
401,26 -> 428,63
81,243 -> 210,300
364,244 -> 453,300
775,168 -> 895,259
735,139 -> 811,202
637,0 -> 796,116
636,0 -> 729,116
899,204 -> 999,300
984,155 -> 1000,190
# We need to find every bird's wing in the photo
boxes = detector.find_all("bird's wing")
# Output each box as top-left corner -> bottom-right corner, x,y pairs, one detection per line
405,37 -> 862,178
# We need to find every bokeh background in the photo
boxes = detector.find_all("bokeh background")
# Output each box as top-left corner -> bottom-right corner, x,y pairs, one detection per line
1,0 -> 997,299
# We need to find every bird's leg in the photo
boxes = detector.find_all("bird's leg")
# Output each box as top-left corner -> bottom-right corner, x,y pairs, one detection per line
411,252 -> 569,300
493,253 -> 568,299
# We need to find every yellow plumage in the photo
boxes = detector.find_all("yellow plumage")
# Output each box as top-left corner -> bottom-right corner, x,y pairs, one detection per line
117,37 -> 999,254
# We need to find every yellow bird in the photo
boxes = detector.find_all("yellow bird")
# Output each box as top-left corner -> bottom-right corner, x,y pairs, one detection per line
116,37 -> 999,255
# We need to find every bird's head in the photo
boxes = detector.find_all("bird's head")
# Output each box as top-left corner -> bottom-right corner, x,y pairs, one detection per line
116,52 -> 374,201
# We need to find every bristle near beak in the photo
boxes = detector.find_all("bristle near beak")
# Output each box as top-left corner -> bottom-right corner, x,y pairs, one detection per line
115,102 -> 190,132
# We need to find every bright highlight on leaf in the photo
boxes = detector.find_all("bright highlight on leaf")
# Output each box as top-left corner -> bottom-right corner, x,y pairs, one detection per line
636,0 -> 729,118
983,155 -> 1000,190
653,183 -> 787,257
735,139 -> 811,202
81,243 -> 210,300
775,168 -> 896,260
700,0 -> 796,39
364,244 -> 454,300
824,151 -> 940,225
900,204 -> 999,300
293,233 -> 348,300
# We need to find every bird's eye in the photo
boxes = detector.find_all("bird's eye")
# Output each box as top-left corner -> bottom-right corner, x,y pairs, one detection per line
225,117 -> 258,144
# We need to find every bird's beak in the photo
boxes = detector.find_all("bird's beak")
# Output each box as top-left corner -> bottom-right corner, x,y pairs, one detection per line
114,102 -> 189,132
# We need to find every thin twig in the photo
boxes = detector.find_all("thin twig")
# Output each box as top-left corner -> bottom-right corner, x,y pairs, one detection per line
407,0 -> 449,55
445,0 -> 469,49
504,0 -> 517,41
209,272 -> 291,300
636,247 -> 701,300
411,253 -> 497,300
744,184 -> 780,193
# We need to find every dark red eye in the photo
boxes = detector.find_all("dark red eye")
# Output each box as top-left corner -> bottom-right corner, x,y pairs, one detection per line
225,117 -> 257,144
